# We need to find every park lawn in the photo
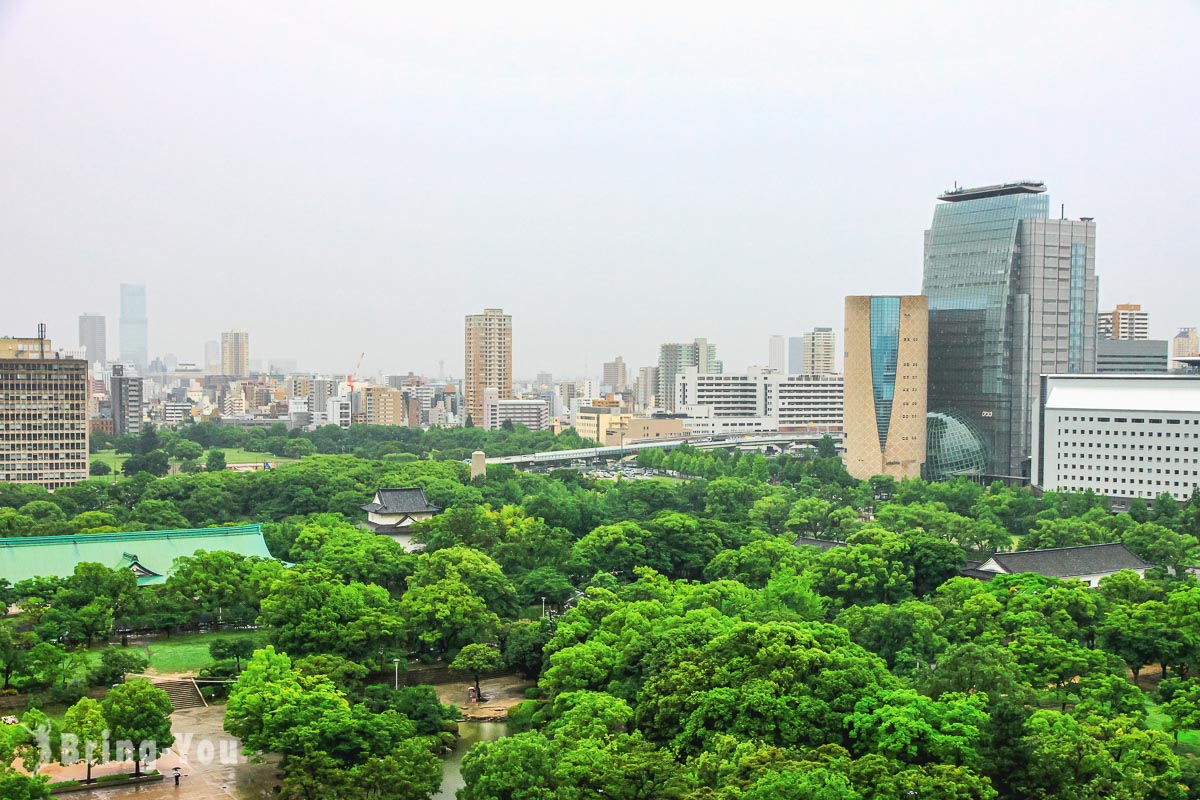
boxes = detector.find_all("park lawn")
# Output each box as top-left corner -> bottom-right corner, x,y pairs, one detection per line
216,448 -> 298,466
89,630 -> 264,676
90,447 -> 299,473
1146,706 -> 1200,756
90,449 -> 127,471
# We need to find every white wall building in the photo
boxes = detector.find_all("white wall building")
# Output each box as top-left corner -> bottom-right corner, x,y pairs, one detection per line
675,367 -> 843,435
483,387 -> 550,431
1034,374 -> 1200,506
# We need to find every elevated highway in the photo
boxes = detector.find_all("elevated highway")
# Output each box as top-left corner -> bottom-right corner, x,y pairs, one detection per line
485,430 -> 842,466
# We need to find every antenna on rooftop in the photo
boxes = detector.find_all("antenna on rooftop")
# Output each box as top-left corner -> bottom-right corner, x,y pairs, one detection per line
37,323 -> 46,358
1061,203 -> 1065,220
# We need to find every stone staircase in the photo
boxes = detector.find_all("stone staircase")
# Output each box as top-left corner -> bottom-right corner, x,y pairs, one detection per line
153,678 -> 208,711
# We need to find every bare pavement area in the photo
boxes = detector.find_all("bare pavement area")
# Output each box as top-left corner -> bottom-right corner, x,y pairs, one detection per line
36,705 -> 282,800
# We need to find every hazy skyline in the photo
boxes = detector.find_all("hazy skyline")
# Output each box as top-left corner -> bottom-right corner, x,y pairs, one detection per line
3,2 -> 1197,379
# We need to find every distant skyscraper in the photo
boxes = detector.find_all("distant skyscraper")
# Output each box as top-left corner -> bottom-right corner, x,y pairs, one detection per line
78,313 -> 106,368
602,356 -> 629,393
464,308 -> 512,425
1099,303 -> 1149,340
843,296 -> 928,480
119,284 -> 148,370
801,328 -> 836,375
221,329 -> 250,378
204,340 -> 220,373
922,180 -> 1098,480
1174,327 -> 1198,359
635,366 -> 659,410
768,336 -> 786,372
657,338 -> 721,412
788,336 -> 804,374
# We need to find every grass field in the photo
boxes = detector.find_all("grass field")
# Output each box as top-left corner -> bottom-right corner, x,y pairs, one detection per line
90,448 -> 298,473
118,630 -> 263,676
1146,707 -> 1200,756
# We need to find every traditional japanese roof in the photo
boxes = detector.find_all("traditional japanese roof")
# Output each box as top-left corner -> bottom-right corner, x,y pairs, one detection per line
977,542 -> 1152,579
362,488 -> 440,516
0,524 -> 273,585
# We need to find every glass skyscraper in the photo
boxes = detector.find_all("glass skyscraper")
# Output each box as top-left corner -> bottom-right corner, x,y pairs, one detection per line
119,283 -> 148,371
922,181 -> 1098,481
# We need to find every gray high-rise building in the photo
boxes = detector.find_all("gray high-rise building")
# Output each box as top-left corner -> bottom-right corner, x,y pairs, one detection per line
788,336 -> 804,374
119,284 -> 148,371
922,180 -> 1099,481
110,364 -> 144,436
657,338 -> 721,412
78,313 -> 106,368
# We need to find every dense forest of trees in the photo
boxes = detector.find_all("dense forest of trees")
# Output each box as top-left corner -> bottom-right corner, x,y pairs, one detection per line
4,427 -> 1200,797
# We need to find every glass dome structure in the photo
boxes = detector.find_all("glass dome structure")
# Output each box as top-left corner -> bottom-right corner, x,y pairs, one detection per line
924,411 -> 987,481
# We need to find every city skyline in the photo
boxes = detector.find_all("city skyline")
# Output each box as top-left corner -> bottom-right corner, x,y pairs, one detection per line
2,3 -> 1196,377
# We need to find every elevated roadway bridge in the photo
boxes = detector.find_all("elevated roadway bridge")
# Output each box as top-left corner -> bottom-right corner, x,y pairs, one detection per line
485,431 -> 843,467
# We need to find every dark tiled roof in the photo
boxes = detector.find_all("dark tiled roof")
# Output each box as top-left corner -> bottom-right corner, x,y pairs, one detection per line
984,543 -> 1152,579
793,536 -> 845,552
960,568 -> 996,582
362,487 -> 440,515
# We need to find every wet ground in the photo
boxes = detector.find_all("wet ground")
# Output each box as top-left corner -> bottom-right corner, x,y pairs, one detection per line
32,674 -> 533,798
37,706 -> 281,799
434,674 -> 534,721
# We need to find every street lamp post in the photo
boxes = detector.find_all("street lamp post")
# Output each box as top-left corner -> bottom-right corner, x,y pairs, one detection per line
393,658 -> 401,690
541,596 -> 546,617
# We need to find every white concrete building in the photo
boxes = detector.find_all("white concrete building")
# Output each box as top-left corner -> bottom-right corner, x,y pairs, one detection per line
483,387 -> 550,431
1034,374 -> 1200,505
675,367 -> 843,434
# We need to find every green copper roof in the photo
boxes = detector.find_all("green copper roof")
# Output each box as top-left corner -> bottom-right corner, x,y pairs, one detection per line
0,524 -> 273,585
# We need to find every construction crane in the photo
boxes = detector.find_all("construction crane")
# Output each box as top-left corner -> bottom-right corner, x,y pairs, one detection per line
347,352 -> 365,393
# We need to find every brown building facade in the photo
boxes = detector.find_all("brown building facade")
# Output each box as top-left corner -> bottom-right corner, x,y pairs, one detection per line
843,295 -> 928,480
464,308 -> 512,425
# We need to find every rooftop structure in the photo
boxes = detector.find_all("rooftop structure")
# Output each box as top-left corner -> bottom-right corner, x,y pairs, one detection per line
937,180 -> 1046,202
976,542 -> 1152,587
0,524 -> 273,585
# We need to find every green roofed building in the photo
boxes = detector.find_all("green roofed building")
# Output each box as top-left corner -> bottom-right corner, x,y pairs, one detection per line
0,524 -> 273,586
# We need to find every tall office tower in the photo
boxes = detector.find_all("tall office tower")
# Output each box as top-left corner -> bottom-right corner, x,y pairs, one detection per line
535,371 -> 554,388
221,329 -> 250,378
843,297 -> 928,480
1099,304 -> 1149,340
657,338 -> 721,412
922,181 -> 1099,480
768,335 -> 786,372
602,356 -> 629,393
1174,327 -> 1199,359
788,336 -> 804,374
635,366 -> 659,410
464,308 -> 512,425
204,340 -> 220,373
0,336 -> 89,488
110,364 -> 144,436
78,314 -> 106,368
801,328 -> 836,375
119,283 -> 148,370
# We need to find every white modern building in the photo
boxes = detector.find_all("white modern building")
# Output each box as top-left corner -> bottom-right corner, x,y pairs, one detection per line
675,366 -> 843,435
1033,374 -> 1200,506
483,387 -> 550,431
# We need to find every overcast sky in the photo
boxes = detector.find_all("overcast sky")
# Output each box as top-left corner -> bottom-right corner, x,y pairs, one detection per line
2,2 -> 1197,380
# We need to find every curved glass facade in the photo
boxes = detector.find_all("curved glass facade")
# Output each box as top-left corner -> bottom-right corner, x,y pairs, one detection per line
869,297 -> 900,447
924,410 -> 988,480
